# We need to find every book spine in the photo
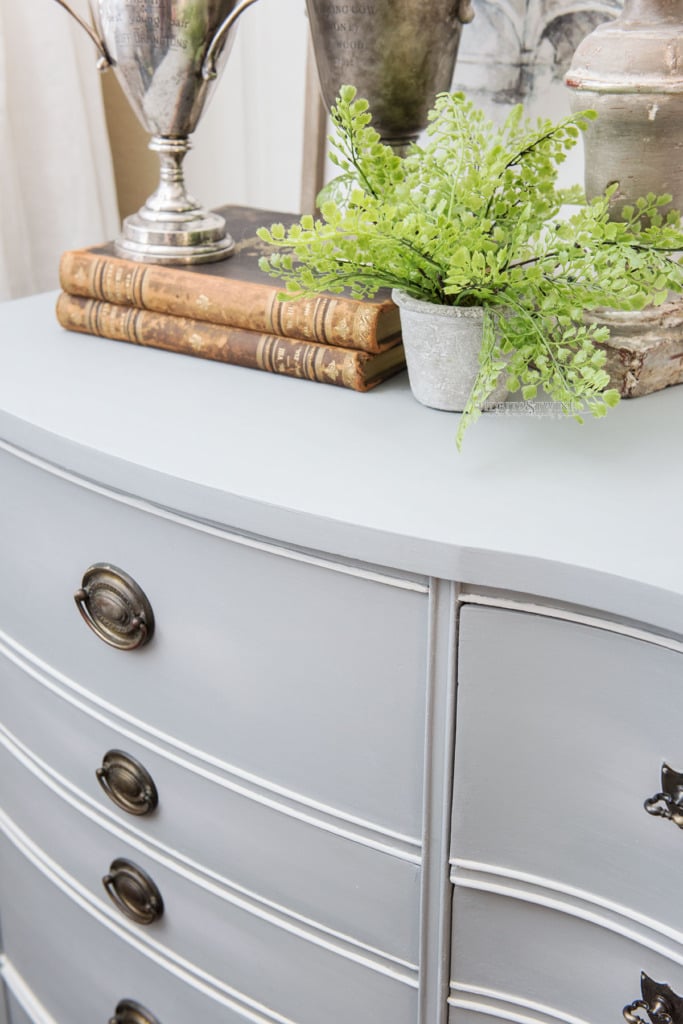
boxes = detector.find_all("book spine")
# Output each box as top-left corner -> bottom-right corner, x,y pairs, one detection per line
55,293 -> 377,392
58,251 -> 388,354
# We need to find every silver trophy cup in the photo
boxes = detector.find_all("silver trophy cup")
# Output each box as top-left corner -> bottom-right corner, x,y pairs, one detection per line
305,0 -> 475,152
52,0 -> 260,263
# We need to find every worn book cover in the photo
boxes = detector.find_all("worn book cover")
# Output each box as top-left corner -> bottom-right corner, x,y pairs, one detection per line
59,206 -> 401,355
56,292 -> 406,393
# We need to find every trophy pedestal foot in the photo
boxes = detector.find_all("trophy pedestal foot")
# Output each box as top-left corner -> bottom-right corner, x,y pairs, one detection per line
115,208 -> 235,265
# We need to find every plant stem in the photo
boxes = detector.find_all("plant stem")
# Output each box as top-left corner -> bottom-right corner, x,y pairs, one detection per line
506,252 -> 559,272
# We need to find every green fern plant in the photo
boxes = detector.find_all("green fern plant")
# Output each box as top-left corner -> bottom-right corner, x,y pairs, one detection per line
258,86 -> 683,446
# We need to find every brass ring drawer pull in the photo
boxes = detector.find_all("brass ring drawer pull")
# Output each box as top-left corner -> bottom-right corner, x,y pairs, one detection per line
102,858 -> 164,925
109,999 -> 162,1024
96,750 -> 159,816
624,972 -> 683,1024
74,563 -> 154,650
644,764 -> 683,829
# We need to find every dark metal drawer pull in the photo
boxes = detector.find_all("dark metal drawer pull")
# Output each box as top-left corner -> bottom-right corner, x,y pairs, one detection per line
624,973 -> 683,1023
644,764 -> 683,829
102,858 -> 164,925
109,998 -> 162,1024
96,750 -> 159,816
75,563 -> 154,650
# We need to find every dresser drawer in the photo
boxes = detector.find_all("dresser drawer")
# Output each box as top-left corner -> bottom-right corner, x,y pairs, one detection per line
0,740 -> 418,1024
4,991 -> 32,1024
0,644 -> 420,962
0,828 -> 270,1024
449,886 -> 683,1024
0,446 -> 428,836
453,605 -> 683,940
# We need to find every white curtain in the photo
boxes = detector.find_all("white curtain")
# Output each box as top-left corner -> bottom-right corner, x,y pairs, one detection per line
184,2 -> 311,217
0,0 -> 119,301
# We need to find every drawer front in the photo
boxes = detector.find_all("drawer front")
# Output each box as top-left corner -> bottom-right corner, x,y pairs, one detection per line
0,831 -> 269,1024
0,447 -> 428,836
0,646 -> 420,962
453,605 -> 683,940
449,886 -> 683,1024
4,993 -> 32,1024
0,742 -> 418,1024
2,960 -> 61,1024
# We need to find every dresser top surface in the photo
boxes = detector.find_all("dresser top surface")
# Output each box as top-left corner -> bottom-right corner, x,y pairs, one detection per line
1,290 -> 682,629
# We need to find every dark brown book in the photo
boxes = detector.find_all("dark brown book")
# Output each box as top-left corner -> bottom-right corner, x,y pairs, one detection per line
56,292 -> 406,393
58,205 -> 400,355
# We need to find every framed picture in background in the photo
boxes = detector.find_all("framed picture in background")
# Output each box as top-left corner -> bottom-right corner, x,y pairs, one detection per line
451,0 -> 622,188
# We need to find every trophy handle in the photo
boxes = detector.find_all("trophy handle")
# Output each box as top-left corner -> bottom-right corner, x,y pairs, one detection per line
51,0 -> 112,68
202,0 -> 260,80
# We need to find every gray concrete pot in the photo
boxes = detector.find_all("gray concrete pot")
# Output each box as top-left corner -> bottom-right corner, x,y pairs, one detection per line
392,290 -> 508,412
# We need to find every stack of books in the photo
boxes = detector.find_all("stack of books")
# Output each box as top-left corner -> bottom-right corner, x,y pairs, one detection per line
56,205 -> 406,392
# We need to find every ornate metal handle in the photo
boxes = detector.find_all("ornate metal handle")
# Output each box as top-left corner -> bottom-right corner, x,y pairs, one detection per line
49,0 -> 112,68
624,974 -> 683,1024
74,564 -> 154,651
109,999 -> 162,1024
624,1001 -> 658,1024
102,859 -> 164,925
644,764 -> 683,829
96,750 -> 159,816
202,0 -> 260,80
624,998 -> 673,1024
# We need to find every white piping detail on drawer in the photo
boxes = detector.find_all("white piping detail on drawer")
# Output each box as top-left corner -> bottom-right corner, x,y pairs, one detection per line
0,811 -> 298,1024
451,859 -> 683,965
0,629 -> 421,860
458,590 -> 683,654
0,438 -> 429,594
0,958 -> 60,1024
0,810 -> 419,1024
448,982 -> 591,1024
0,723 -> 419,978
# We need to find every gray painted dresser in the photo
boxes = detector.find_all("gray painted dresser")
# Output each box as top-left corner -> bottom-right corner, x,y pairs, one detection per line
1,290 -> 682,1024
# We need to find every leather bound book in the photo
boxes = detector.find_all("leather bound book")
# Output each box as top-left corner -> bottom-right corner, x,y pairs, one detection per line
56,292 -> 406,393
59,205 -> 401,355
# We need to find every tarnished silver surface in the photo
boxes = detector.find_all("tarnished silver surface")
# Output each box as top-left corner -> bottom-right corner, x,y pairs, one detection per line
52,0 -> 260,263
305,0 -> 474,151
392,290 -> 508,412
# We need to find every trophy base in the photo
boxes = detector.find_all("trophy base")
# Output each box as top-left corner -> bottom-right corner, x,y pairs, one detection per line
115,208 -> 235,265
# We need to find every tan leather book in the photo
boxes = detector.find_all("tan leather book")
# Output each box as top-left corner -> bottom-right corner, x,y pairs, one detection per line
56,292 -> 406,393
59,205 -> 401,355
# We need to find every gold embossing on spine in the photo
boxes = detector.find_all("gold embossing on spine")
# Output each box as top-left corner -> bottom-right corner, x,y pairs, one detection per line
55,293 -> 404,391
58,205 -> 401,354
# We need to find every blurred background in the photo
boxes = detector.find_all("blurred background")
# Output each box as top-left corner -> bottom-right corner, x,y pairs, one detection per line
0,0 -> 621,302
